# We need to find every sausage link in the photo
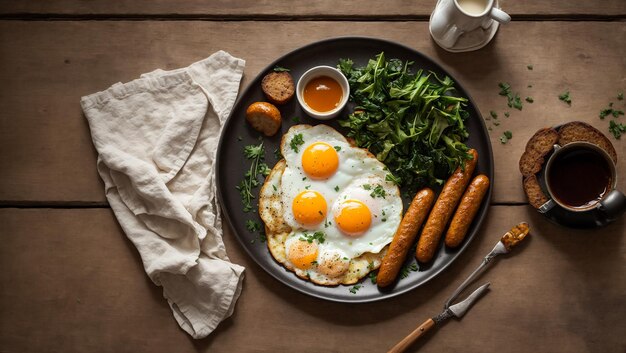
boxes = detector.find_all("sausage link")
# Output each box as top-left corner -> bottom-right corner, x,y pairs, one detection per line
416,149 -> 478,263
377,188 -> 436,288
444,174 -> 490,248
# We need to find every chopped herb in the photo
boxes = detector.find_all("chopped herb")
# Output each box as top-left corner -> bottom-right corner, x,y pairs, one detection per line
272,184 -> 277,191
609,120 -> 626,139
498,82 -> 522,110
493,121 -> 500,126
525,97 -> 534,103
504,112 -> 510,118
381,218 -> 387,222
599,103 -> 624,119
245,220 -> 260,233
559,91 -> 572,105
369,271 -> 377,284
236,142 -> 267,212
334,146 -> 341,151
349,284 -> 362,294
362,184 -> 372,191
400,262 -> 419,279
273,66 -> 290,72
490,111 -> 498,119
527,65 -> 533,70
302,176 -> 307,181
500,130 -> 513,144
311,260 -> 318,266
292,116 -> 300,123
300,231 -> 326,244
618,92 -> 624,101
290,133 -> 305,153
273,148 -> 283,160
370,185 -> 387,199
259,163 -> 271,176
385,173 -> 401,185
305,185 -> 311,190
334,185 -> 340,192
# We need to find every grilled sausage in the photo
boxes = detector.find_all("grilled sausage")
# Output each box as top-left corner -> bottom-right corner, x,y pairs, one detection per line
444,174 -> 490,248
416,149 -> 478,263
377,188 -> 435,288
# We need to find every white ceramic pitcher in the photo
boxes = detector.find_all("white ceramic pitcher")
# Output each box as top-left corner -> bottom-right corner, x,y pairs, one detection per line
430,0 -> 511,49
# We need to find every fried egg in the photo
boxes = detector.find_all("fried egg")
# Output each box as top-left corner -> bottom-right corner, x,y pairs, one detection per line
260,124 -> 402,285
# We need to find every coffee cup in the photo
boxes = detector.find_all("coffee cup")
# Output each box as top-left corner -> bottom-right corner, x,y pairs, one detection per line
540,142 -> 626,221
430,0 -> 511,49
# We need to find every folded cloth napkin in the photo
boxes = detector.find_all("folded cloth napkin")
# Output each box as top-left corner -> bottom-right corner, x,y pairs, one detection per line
80,50 -> 246,339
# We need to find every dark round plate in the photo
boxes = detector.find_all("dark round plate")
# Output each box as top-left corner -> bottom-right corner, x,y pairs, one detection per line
216,37 -> 494,303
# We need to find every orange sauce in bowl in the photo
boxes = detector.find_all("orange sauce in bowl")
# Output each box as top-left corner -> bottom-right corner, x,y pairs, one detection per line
303,76 -> 343,112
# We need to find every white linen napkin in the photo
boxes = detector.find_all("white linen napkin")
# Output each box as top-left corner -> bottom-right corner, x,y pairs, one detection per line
80,50 -> 246,339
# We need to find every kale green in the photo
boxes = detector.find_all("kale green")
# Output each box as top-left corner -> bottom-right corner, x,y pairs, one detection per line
337,53 -> 472,191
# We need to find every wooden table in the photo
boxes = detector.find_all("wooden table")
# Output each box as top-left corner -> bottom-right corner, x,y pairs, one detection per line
1,2 -> 625,352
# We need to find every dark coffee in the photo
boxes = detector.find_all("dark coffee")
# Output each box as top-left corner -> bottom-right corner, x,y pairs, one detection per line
547,147 -> 612,208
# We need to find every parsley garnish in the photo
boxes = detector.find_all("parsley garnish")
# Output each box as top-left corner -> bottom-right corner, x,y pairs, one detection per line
609,120 -> 626,139
599,102 -> 624,119
400,263 -> 419,279
273,66 -> 290,72
369,271 -> 377,284
500,131 -> 513,144
245,220 -> 260,233
385,173 -> 401,185
334,146 -> 341,151
300,231 -> 326,244
349,284 -> 362,294
236,142 -> 267,212
559,91 -> 572,105
362,184 -> 372,191
370,185 -> 386,198
334,185 -> 340,192
498,82 -> 523,110
290,133 -> 304,153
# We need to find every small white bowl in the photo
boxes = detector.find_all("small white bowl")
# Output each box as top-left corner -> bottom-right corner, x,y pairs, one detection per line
296,66 -> 350,120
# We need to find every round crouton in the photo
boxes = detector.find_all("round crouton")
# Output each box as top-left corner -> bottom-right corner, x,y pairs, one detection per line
261,71 -> 295,105
245,101 -> 282,136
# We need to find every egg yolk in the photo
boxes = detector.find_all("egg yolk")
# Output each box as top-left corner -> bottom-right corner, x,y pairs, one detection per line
334,199 -> 372,236
301,142 -> 339,180
292,190 -> 327,227
288,240 -> 319,270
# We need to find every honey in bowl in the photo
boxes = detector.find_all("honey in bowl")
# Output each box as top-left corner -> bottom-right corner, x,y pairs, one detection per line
303,76 -> 343,113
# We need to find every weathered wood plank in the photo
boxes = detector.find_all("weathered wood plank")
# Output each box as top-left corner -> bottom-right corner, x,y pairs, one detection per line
0,21 -> 624,204
1,207 -> 624,352
0,0 -> 624,17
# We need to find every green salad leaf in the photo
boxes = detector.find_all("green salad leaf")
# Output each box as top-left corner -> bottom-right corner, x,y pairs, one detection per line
337,52 -> 472,191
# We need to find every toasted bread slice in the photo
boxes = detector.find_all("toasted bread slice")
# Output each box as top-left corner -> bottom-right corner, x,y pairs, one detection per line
261,71 -> 295,105
523,175 -> 549,209
557,121 -> 617,163
518,128 -> 559,177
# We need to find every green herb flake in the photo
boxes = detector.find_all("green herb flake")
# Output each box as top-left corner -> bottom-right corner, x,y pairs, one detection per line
273,66 -> 290,72
599,103 -> 624,119
272,184 -> 277,191
334,146 -> 341,152
504,112 -> 510,118
385,173 -> 401,185
334,185 -> 340,192
527,65 -> 533,70
290,133 -> 305,153
490,111 -> 498,119
369,271 -> 377,284
500,130 -> 513,144
525,97 -> 534,103
370,185 -> 387,199
349,284 -> 362,294
400,262 -> 419,279
300,231 -> 326,244
559,91 -> 572,106
292,116 -> 300,123
362,184 -> 372,191
609,120 -> 626,139
245,220 -> 261,233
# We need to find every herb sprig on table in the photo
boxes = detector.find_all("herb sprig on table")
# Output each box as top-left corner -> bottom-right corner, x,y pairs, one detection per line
337,52 -> 472,191
236,142 -> 270,212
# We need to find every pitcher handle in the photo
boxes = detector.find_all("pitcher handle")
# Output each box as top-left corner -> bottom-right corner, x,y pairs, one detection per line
598,189 -> 626,221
